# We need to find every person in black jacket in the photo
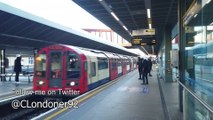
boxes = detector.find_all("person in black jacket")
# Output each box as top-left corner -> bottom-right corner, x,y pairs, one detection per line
137,57 -> 143,79
14,56 -> 22,83
148,57 -> 153,76
142,58 -> 149,84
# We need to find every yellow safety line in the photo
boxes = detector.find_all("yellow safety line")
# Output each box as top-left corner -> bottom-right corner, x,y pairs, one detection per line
44,81 -> 117,120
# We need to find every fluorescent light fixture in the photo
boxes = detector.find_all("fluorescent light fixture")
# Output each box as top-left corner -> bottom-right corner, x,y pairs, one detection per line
123,25 -> 128,31
149,24 -> 152,29
99,0 -> 103,1
147,9 -> 151,18
206,0 -> 211,4
194,14 -> 198,18
111,12 -> 119,21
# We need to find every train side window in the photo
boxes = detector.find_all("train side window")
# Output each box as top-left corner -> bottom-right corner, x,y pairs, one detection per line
98,57 -> 108,70
112,59 -> 116,70
91,62 -> 96,77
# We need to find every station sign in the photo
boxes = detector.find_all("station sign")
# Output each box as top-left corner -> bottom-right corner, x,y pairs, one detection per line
132,28 -> 155,36
131,38 -> 142,45
131,37 -> 156,46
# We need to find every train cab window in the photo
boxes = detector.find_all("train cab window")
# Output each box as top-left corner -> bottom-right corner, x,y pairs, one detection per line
50,52 -> 62,79
66,52 -> 80,79
35,53 -> 46,78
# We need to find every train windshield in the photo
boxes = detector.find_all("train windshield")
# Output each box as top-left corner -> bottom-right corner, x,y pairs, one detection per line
66,52 -> 80,79
35,53 -> 46,78
50,52 -> 62,79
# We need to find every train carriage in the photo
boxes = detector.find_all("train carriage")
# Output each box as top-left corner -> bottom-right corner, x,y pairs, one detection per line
33,44 -> 137,96
83,50 -> 110,90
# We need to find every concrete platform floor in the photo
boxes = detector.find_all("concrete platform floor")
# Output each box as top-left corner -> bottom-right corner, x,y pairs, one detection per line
54,69 -> 165,120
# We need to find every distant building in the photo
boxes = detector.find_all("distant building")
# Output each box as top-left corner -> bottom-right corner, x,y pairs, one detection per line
83,29 -> 131,47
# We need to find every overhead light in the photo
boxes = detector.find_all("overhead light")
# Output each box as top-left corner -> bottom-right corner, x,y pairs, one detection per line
99,0 -> 103,1
123,26 -> 128,31
111,12 -> 119,21
194,14 -> 198,18
147,9 -> 151,18
206,0 -> 211,4
149,24 -> 152,29
210,22 -> 213,25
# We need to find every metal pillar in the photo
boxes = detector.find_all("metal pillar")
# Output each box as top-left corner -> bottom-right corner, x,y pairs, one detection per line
164,25 -> 173,82
178,0 -> 185,112
0,49 -> 6,81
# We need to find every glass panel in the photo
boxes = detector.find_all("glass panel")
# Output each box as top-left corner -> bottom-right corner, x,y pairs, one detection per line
66,52 -> 80,79
35,53 -> 46,78
98,57 -> 108,70
184,90 -> 213,120
182,0 -> 213,117
112,60 -> 116,70
50,52 -> 62,79
91,62 -> 96,77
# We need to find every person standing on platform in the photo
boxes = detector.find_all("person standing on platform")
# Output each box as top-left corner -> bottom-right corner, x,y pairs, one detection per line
137,57 -> 142,79
14,55 -> 22,83
148,57 -> 153,76
142,58 -> 149,84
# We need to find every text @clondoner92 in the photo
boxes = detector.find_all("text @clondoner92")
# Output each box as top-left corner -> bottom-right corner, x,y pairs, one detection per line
11,99 -> 79,109
12,89 -> 80,109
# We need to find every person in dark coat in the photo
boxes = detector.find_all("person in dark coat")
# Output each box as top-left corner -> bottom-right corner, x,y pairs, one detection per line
142,58 -> 149,84
14,56 -> 22,82
137,57 -> 143,79
148,57 -> 153,76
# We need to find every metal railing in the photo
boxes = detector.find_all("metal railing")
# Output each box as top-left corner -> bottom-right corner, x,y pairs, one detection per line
177,79 -> 213,114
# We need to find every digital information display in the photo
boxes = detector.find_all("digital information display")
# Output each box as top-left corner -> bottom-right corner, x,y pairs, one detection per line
131,38 -> 156,46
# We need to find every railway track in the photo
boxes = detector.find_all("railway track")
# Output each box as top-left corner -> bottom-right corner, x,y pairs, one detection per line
0,95 -> 74,120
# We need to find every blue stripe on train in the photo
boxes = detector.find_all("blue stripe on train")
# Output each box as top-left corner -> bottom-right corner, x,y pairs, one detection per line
88,77 -> 110,90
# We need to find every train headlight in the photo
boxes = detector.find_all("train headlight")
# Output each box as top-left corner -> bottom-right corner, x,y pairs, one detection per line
70,82 -> 75,86
38,80 -> 44,85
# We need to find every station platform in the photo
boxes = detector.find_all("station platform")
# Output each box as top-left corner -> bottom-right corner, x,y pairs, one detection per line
44,67 -> 169,120
0,75 -> 32,100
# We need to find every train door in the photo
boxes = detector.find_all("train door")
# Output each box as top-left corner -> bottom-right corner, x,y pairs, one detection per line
117,59 -> 122,76
87,56 -> 98,89
49,51 -> 63,88
86,55 -> 92,85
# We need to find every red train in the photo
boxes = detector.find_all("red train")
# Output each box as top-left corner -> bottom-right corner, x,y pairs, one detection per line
33,44 -> 137,95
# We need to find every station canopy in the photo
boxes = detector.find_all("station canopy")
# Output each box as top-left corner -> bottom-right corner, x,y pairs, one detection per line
0,3 -> 137,56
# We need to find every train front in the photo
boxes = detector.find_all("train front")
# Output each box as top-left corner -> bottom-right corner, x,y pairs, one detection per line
33,45 -> 88,96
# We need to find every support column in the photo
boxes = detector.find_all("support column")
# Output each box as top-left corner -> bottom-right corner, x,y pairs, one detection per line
164,26 -> 173,82
178,0 -> 185,112
0,49 -> 6,81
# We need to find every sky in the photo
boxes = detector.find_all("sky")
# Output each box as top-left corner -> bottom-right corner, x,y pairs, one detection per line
0,0 -> 110,29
